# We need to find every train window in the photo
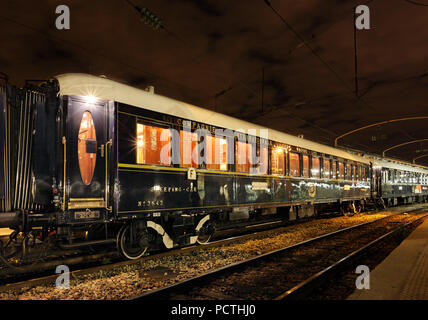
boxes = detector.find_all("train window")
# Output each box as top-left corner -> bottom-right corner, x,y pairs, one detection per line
357,166 -> 362,181
338,162 -> 345,180
302,155 -> 310,177
323,159 -> 330,179
289,152 -> 300,177
346,164 -> 352,180
331,161 -> 337,179
271,147 -> 285,175
206,135 -> 228,171
311,157 -> 320,178
180,130 -> 198,168
402,171 -> 407,183
258,143 -> 268,174
136,123 -> 171,165
236,140 -> 253,172
78,111 -> 97,185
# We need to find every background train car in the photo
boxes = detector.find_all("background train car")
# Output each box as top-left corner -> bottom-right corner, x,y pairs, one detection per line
371,158 -> 428,207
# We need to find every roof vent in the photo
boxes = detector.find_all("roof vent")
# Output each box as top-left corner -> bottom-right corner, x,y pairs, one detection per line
298,134 -> 304,139
145,86 -> 155,94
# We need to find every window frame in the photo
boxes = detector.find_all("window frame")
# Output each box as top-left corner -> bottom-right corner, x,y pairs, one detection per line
311,156 -> 321,179
270,145 -> 286,176
136,120 -> 172,167
289,152 -> 300,177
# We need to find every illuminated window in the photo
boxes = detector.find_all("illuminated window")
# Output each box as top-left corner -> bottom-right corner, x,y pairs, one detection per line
136,123 -> 171,165
78,111 -> 97,185
206,135 -> 228,171
311,157 -> 320,178
258,144 -> 268,174
352,165 -> 357,180
180,130 -> 198,168
346,164 -> 352,180
331,161 -> 337,179
323,159 -> 330,179
357,166 -> 362,181
289,153 -> 300,177
302,155 -> 310,177
338,162 -> 345,180
271,147 -> 285,175
235,141 -> 253,172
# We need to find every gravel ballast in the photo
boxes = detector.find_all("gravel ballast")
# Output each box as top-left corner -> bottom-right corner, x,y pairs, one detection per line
0,212 -> 390,300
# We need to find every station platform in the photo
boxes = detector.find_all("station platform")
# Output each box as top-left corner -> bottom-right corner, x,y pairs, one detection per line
348,218 -> 428,300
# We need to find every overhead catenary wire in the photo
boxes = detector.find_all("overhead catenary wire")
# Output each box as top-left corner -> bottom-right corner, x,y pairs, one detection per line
263,0 -> 356,95
0,15 -> 203,97
262,0 -> 386,116
404,0 -> 428,6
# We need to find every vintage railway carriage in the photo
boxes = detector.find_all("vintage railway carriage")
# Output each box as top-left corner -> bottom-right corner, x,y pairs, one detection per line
1,73 -> 372,260
372,159 -> 428,207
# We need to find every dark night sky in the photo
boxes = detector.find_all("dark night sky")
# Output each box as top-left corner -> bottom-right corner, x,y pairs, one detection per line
0,0 -> 427,164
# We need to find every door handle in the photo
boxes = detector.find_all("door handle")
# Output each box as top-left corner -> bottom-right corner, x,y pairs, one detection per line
105,139 -> 113,211
100,144 -> 105,157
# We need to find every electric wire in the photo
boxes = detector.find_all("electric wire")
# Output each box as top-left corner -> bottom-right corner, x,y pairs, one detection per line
0,15 -> 206,97
404,0 -> 428,6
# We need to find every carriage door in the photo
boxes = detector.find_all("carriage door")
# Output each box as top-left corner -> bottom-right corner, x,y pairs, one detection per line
66,96 -> 110,211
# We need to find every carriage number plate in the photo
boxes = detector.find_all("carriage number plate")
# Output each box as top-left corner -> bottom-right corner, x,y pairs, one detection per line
74,210 -> 100,220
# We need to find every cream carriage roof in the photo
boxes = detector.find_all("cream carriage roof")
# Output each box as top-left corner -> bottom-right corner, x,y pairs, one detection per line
57,73 -> 373,164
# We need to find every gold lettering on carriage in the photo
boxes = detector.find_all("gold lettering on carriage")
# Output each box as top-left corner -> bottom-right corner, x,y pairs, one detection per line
138,200 -> 164,207
151,185 -> 198,193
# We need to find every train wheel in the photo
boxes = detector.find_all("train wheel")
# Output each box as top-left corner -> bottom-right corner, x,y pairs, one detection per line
117,223 -> 150,260
196,221 -> 215,245
341,202 -> 355,216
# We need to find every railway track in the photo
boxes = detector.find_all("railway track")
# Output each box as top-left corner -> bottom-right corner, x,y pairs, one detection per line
0,210 -> 348,286
0,216 -> 317,289
1,204 -> 425,299
130,208 -> 428,300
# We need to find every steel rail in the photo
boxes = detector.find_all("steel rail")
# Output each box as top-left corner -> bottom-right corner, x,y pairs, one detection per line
275,212 -> 428,300
0,217 -> 295,289
129,213 -> 404,300
2,206 -> 424,295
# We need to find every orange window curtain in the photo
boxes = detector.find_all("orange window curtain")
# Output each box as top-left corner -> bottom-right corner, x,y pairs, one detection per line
236,141 -> 252,172
302,155 -> 309,177
289,153 -> 300,177
331,161 -> 337,179
258,144 -> 268,174
311,157 -> 320,178
137,123 -> 171,165
323,159 -> 330,178
271,147 -> 285,175
346,164 -> 352,180
206,135 -> 228,171
180,130 -> 198,168
339,162 -> 345,180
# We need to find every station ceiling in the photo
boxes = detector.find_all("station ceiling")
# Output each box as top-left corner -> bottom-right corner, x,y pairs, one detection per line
1,0 -> 427,165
